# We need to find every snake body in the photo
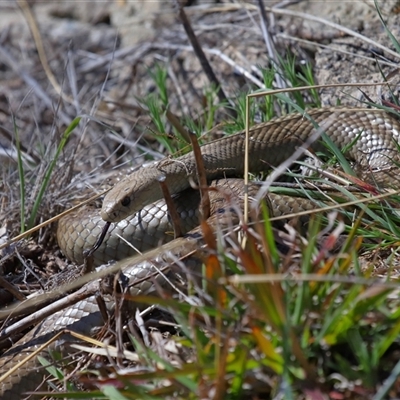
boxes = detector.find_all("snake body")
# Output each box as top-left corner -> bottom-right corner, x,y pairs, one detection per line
57,180 -> 317,266
102,107 -> 400,222
2,180 -> 290,398
2,106 -> 400,398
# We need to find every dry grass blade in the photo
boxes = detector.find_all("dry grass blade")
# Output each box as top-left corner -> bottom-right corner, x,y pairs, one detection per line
189,132 -> 210,219
0,331 -> 65,385
158,176 -> 184,238
175,0 -> 234,113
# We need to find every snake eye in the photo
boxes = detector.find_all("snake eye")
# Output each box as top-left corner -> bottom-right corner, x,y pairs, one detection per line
121,196 -> 131,207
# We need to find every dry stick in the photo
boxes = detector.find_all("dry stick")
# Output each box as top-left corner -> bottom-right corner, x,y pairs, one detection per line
250,82 -> 396,106
190,3 -> 400,61
175,1 -> 236,117
79,42 -> 152,74
225,273 -> 400,288
189,132 -> 211,220
256,0 -> 286,90
243,95 -> 251,235
0,331 -> 65,385
95,294 -> 110,324
70,342 -> 140,361
17,0 -> 73,105
165,109 -> 192,144
149,43 -> 267,88
268,189 -> 400,223
266,5 -> 400,61
17,0 -> 117,161
0,276 -> 26,302
0,281 -> 99,341
0,240 -> 195,328
158,175 -> 184,238
113,274 -> 126,365
274,0 -> 303,7
0,190 -> 108,252
166,64 -> 193,118
276,33 -> 398,68
165,107 -> 223,192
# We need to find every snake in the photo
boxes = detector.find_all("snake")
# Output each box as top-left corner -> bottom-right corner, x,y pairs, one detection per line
101,107 -> 400,222
1,106 -> 400,398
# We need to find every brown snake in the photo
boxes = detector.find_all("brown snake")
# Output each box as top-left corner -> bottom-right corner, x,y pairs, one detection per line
1,106 -> 400,398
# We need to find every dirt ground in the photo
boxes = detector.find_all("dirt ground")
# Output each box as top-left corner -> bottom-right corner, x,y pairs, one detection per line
1,0 -> 399,152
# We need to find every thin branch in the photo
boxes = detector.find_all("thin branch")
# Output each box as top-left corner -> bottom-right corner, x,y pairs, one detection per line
256,0 -> 286,89
175,1 -> 236,116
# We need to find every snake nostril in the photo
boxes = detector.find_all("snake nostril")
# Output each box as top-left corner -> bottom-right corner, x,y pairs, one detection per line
121,196 -> 131,207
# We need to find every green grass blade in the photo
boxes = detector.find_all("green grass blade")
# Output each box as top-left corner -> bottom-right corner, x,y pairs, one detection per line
373,358 -> 400,400
13,115 -> 26,233
374,0 -> 400,53
27,117 -> 81,230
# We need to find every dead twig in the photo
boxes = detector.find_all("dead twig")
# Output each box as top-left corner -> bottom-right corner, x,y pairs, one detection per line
158,176 -> 184,238
188,132 -> 210,220
175,0 -> 236,117
0,281 -> 99,342
256,0 -> 286,89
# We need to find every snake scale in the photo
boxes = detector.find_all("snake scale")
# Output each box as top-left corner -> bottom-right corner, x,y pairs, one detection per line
1,106 -> 400,398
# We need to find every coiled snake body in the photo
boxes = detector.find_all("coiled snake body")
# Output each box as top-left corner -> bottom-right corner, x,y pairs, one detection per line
1,107 -> 400,398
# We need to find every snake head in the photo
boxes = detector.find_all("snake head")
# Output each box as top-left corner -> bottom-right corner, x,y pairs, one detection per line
102,195 -> 132,222
101,165 -> 172,223
101,180 -> 137,222
101,174 -> 163,222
